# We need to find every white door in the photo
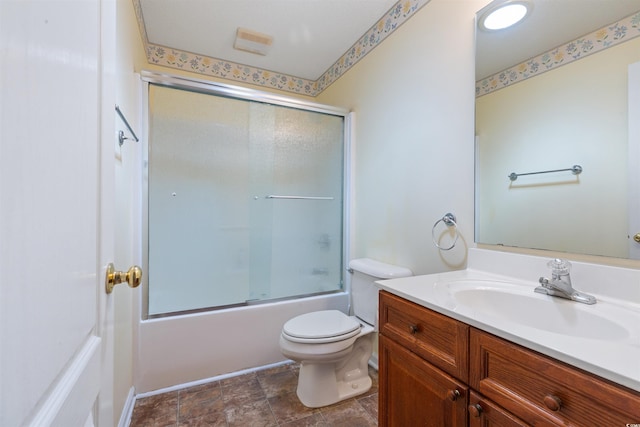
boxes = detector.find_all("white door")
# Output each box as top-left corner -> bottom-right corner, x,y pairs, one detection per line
0,0 -> 116,426
629,61 -> 640,259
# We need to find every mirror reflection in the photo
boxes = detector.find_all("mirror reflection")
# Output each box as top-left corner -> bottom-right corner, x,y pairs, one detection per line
475,0 -> 640,259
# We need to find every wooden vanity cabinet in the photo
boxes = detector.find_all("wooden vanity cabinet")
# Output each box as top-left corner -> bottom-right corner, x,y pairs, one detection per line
378,291 -> 640,427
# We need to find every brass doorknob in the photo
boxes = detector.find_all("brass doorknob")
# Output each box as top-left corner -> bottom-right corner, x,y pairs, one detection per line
634,233 -> 640,243
105,263 -> 142,294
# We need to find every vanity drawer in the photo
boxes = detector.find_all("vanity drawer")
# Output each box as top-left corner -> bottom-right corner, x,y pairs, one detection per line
470,329 -> 640,426
379,291 -> 469,381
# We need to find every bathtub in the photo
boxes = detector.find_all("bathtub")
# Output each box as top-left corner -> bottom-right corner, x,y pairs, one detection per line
134,292 -> 349,393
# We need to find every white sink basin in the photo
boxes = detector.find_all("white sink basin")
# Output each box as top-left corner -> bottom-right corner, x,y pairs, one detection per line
433,280 -> 633,341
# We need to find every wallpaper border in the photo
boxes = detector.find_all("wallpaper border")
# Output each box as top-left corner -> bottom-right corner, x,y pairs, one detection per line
132,0 -> 431,97
476,11 -> 640,98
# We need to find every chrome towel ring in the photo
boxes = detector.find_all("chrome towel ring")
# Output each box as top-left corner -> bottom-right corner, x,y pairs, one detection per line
432,213 -> 459,251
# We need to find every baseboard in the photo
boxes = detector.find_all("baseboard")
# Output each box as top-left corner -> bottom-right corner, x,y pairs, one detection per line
118,387 -> 136,427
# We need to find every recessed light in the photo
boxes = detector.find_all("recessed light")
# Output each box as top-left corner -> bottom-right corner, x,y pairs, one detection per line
479,1 -> 531,31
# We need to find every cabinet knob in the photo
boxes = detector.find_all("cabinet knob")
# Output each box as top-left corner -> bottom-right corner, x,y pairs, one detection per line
543,394 -> 562,411
409,324 -> 419,334
468,404 -> 483,418
447,389 -> 461,401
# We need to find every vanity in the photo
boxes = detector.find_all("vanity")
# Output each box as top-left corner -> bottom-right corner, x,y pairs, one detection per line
389,1 -> 640,423
376,249 -> 640,426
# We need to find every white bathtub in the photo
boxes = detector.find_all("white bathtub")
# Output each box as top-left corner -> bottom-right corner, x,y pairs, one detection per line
134,292 -> 349,393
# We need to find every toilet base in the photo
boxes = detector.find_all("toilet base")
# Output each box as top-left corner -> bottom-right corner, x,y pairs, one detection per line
293,332 -> 374,408
296,362 -> 372,408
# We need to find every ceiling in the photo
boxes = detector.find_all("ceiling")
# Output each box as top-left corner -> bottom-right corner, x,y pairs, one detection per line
476,0 -> 640,80
137,0 -> 398,81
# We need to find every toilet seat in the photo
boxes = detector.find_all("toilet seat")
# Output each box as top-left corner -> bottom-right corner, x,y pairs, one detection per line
282,310 -> 362,344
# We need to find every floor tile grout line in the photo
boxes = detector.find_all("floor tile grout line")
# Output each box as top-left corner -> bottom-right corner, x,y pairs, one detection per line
176,388 -> 181,426
217,379 -> 231,427
264,394 -> 280,426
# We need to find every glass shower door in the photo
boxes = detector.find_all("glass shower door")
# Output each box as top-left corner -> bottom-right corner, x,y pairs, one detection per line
249,104 -> 345,302
146,84 -> 344,316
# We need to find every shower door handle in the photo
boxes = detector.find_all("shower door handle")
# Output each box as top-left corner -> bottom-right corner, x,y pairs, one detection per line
105,263 -> 142,294
265,195 -> 334,200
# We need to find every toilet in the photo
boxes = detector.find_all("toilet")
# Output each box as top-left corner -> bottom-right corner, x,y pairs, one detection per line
279,258 -> 412,408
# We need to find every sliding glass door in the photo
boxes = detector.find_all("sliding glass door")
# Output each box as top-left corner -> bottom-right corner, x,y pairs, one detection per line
146,81 -> 346,316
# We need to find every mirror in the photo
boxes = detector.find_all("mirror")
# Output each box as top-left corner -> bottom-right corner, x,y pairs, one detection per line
475,0 -> 640,259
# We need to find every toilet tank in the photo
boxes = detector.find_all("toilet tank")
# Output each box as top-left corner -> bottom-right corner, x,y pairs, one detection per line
348,258 -> 412,326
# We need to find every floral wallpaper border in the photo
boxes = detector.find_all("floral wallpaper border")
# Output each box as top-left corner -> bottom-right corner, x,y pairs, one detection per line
476,11 -> 640,98
133,0 -> 431,97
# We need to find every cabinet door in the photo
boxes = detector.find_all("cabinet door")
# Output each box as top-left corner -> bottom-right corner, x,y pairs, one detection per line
468,391 -> 527,427
379,335 -> 468,427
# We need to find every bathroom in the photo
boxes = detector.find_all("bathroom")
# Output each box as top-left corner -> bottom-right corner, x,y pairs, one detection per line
117,0 -> 479,422
2,0 -> 639,425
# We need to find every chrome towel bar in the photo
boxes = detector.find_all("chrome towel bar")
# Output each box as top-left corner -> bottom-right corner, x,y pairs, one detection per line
508,164 -> 582,181
115,105 -> 140,146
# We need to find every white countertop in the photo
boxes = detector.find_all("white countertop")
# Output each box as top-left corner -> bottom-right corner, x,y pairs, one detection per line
376,266 -> 640,393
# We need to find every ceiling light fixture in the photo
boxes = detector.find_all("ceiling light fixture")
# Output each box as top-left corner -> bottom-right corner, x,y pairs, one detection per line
234,28 -> 273,56
478,0 -> 531,31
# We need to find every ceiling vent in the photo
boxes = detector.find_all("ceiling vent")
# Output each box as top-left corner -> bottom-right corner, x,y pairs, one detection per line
234,28 -> 273,56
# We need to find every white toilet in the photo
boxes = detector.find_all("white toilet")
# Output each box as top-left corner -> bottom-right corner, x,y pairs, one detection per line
279,258 -> 412,408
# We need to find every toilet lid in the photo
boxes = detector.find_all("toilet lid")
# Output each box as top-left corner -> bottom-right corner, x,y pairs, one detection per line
283,310 -> 361,340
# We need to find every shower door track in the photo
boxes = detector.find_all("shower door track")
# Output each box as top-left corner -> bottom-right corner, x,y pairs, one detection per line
145,290 -> 345,320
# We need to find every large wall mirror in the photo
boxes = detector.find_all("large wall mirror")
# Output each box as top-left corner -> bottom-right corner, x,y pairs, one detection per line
475,0 -> 640,259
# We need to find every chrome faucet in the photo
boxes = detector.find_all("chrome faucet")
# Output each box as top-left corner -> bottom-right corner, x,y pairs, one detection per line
535,259 -> 596,304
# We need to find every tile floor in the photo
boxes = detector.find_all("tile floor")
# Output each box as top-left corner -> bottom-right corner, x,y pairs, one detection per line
129,363 -> 379,426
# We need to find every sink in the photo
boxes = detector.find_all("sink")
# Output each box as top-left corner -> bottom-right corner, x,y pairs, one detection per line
433,280 -> 632,341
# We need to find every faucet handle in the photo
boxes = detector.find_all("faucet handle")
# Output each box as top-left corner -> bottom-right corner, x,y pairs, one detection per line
547,258 -> 571,274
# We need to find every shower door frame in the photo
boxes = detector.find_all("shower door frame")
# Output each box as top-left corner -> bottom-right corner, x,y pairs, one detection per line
139,70 -> 353,319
